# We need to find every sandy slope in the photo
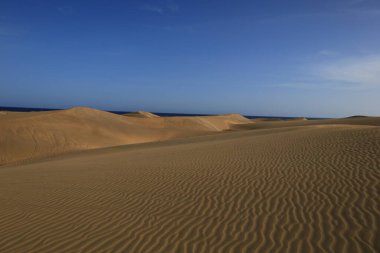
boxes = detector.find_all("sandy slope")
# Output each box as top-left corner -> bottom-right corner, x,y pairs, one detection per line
0,121 -> 379,252
235,116 -> 380,130
0,107 -> 250,165
124,111 -> 160,118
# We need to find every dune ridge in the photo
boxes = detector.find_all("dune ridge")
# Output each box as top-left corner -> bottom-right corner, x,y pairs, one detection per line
0,123 -> 378,252
124,111 -> 160,118
0,107 -> 250,165
235,115 -> 380,131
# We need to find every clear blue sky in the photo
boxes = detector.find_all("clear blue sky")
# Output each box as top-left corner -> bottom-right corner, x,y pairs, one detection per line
1,0 -> 380,117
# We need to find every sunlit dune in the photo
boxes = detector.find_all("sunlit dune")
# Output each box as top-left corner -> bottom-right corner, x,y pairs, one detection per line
0,107 -> 250,165
124,111 -> 160,118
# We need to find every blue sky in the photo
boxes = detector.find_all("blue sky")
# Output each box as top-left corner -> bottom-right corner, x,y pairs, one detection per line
1,0 -> 380,117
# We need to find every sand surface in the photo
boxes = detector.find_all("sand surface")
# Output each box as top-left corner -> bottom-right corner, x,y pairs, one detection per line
124,111 -> 160,118
0,107 -> 250,165
0,109 -> 379,252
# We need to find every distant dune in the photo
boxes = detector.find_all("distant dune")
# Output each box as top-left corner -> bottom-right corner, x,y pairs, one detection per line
287,117 -> 307,120
346,115 -> 369,118
124,111 -> 160,118
235,115 -> 380,131
0,107 -> 250,165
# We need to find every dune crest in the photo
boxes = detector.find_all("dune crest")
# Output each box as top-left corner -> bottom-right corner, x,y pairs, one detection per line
287,117 -> 307,121
346,115 -> 369,118
124,111 -> 160,118
0,107 -> 250,164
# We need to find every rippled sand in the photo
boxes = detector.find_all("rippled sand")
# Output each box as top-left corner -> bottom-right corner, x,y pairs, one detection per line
0,109 -> 379,252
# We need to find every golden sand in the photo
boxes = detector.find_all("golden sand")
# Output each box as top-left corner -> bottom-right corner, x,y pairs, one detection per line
0,108 -> 379,252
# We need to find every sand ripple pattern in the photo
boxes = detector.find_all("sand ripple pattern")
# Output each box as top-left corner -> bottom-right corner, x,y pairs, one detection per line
0,125 -> 379,252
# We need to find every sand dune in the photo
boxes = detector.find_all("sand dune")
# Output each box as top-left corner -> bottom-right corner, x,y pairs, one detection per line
238,115 -> 380,131
0,122 -> 379,252
120,113 -> 250,132
124,111 -> 160,118
286,117 -> 307,121
0,107 -> 250,165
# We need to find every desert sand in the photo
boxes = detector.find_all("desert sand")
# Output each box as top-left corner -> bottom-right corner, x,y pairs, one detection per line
0,107 -> 250,165
124,111 -> 160,118
0,108 -> 379,252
